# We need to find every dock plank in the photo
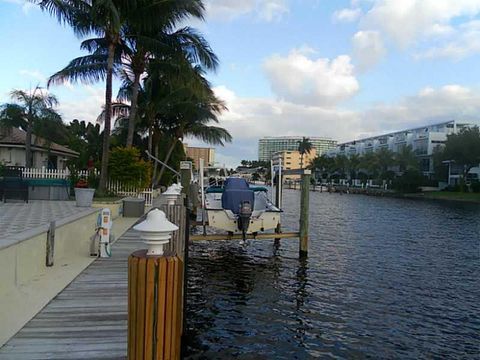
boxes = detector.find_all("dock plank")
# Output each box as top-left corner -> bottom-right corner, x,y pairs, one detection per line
0,228 -> 143,359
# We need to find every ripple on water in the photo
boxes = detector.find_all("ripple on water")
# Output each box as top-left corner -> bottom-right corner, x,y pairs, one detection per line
183,191 -> 480,359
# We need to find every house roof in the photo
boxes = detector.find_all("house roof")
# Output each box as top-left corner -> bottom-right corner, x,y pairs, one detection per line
0,127 -> 79,157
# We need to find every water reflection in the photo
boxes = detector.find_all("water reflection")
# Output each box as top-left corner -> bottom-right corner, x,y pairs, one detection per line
183,191 -> 480,359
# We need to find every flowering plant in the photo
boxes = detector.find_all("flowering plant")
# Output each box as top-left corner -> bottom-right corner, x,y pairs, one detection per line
75,179 -> 89,188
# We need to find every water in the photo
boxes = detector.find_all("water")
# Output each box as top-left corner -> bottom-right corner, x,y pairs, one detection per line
183,190 -> 480,359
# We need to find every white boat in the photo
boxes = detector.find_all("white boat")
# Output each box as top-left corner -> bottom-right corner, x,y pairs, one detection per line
204,177 -> 281,238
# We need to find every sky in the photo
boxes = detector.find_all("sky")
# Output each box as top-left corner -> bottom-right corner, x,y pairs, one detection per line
1,0 -> 480,167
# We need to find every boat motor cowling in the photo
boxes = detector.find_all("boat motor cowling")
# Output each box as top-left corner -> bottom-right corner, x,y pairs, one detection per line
238,201 -> 253,235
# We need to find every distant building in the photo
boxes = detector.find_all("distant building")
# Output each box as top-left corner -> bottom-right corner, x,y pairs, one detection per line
325,120 -> 478,177
258,136 -> 336,162
184,145 -> 215,169
273,148 -> 317,181
0,127 -> 79,169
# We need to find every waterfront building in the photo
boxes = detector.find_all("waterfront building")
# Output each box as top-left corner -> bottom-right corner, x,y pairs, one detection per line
272,148 -> 317,181
258,136 -> 336,162
0,127 -> 79,169
325,120 -> 478,177
184,145 -> 215,169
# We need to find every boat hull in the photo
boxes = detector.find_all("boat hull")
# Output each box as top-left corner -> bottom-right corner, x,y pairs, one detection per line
206,209 -> 281,234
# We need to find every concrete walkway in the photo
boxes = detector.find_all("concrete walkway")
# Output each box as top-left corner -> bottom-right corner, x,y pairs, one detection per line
0,227 -> 142,359
0,200 -> 87,247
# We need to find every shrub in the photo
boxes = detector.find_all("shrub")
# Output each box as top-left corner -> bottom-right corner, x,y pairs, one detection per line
108,147 -> 152,189
471,182 -> 480,193
393,169 -> 423,193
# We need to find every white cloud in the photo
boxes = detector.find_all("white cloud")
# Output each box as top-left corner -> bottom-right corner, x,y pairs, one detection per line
211,84 -> 480,165
333,7 -> 362,23
263,48 -> 359,107
205,0 -> 288,22
57,86 -> 104,124
415,20 -> 480,60
19,69 -> 47,83
2,0 -> 35,14
335,0 -> 480,64
352,30 -> 386,71
361,0 -> 480,48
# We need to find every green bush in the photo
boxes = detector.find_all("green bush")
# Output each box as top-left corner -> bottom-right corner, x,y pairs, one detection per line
0,162 -> 5,177
108,147 -> 152,188
471,182 -> 480,193
393,169 -> 423,193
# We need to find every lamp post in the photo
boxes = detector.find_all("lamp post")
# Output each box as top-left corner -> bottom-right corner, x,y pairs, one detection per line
128,208 -> 183,358
133,209 -> 178,256
162,183 -> 183,205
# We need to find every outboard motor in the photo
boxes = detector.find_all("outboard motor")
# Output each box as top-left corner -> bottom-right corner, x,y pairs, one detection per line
238,200 -> 253,240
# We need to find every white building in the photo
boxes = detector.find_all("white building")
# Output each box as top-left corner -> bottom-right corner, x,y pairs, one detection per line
0,127 -> 79,169
326,120 -> 479,177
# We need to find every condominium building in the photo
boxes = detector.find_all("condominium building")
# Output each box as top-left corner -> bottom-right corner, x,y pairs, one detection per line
258,136 -> 336,162
184,145 -> 215,169
272,148 -> 317,181
325,120 -> 478,176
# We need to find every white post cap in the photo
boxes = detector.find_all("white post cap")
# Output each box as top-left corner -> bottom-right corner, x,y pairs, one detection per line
133,209 -> 179,256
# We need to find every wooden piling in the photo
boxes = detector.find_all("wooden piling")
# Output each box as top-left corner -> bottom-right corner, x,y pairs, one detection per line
46,221 -> 55,267
299,170 -> 311,256
128,250 -> 184,360
179,161 -> 192,206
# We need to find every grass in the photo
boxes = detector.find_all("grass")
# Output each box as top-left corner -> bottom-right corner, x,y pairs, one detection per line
418,191 -> 480,203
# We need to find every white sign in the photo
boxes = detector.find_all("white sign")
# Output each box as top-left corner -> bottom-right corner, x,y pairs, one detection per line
180,161 -> 192,170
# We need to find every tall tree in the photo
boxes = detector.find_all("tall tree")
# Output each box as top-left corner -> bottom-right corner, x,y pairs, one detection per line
395,145 -> 418,173
443,126 -> 480,180
298,137 -> 313,169
0,87 -> 61,167
121,24 -> 218,147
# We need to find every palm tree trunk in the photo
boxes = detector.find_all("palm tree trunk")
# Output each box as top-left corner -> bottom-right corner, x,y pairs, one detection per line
155,137 -> 178,185
98,42 -> 115,193
148,125 -> 153,155
25,117 -> 33,168
126,72 -> 141,147
300,153 -> 304,169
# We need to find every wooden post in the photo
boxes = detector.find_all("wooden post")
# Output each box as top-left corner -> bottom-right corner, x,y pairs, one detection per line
46,221 -> 55,266
299,170 -> 311,257
179,161 -> 192,204
128,250 -> 184,360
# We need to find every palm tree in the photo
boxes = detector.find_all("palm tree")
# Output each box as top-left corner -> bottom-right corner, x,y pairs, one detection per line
395,145 -> 419,173
121,23 -> 218,148
0,87 -> 61,167
37,0 -> 205,191
374,148 -> 395,180
298,137 -> 313,169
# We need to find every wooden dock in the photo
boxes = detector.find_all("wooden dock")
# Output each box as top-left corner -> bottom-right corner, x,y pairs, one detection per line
0,229 -> 141,359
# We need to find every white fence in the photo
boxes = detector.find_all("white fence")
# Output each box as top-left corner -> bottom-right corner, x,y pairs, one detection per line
20,167 -> 154,206
106,180 -> 154,207
22,167 -> 93,179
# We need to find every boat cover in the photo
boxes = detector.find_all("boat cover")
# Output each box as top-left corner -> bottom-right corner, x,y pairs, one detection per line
221,178 -> 255,214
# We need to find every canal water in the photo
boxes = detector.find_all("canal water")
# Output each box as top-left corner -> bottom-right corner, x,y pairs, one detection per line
183,190 -> 480,359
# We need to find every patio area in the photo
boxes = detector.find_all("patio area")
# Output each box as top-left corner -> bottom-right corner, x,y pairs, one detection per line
0,200 -> 94,249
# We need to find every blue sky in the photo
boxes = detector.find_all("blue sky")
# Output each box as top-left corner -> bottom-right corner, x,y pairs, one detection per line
1,0 -> 480,167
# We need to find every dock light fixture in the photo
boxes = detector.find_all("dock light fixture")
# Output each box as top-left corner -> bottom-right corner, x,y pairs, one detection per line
133,209 -> 178,256
162,183 -> 183,205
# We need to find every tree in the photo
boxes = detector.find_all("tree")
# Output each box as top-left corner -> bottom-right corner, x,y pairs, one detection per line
309,154 -> 334,180
121,24 -> 218,148
395,145 -> 418,173
149,60 -> 231,185
0,87 -> 61,167
298,137 -> 313,169
375,148 -> 395,180
443,126 -> 480,180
